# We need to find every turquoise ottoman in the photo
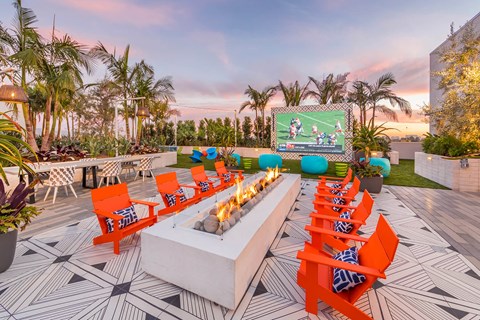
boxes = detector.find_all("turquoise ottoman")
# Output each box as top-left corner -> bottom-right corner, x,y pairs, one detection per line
258,154 -> 282,170
301,156 -> 328,174
232,153 -> 241,166
369,157 -> 391,177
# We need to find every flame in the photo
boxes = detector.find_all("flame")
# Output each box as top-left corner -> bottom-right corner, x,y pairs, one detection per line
215,168 -> 280,222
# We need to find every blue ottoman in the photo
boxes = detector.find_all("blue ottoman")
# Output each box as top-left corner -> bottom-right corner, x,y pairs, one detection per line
301,156 -> 328,174
206,147 -> 217,160
232,153 -> 241,166
258,154 -> 282,170
369,157 -> 391,177
189,149 -> 203,163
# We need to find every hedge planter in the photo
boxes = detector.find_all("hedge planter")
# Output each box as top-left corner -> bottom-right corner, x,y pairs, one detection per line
358,175 -> 383,193
0,229 -> 18,273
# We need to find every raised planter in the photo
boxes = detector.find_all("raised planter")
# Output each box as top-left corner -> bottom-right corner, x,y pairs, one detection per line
415,152 -> 480,192
0,229 -> 18,273
358,175 -> 383,193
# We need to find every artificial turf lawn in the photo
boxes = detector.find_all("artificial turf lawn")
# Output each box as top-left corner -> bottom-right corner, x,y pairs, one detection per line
170,154 -> 448,189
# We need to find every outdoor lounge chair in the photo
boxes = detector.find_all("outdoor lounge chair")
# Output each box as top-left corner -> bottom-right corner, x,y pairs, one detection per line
90,183 -> 158,254
155,172 -> 203,216
316,168 -> 353,193
190,165 -> 226,196
297,215 -> 399,319
214,160 -> 244,186
314,177 -> 360,212
309,190 -> 374,251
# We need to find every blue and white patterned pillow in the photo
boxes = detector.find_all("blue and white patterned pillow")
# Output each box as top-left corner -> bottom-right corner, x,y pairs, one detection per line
222,173 -> 231,183
199,181 -> 210,192
106,205 -> 139,233
165,188 -> 187,207
332,196 -> 346,212
332,246 -> 366,293
334,211 -> 353,234
329,183 -> 342,195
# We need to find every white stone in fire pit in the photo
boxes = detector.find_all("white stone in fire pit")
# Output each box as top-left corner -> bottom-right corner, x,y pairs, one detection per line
141,173 -> 301,310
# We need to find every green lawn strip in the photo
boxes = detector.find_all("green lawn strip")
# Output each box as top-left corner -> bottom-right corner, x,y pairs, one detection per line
170,155 -> 447,189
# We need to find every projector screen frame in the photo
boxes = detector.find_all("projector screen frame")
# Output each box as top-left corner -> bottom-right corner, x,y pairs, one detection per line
271,103 -> 354,162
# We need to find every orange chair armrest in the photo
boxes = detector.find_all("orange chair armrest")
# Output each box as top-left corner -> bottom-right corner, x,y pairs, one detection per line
297,251 -> 386,279
130,199 -> 160,207
305,225 -> 368,242
179,184 -> 201,190
309,213 -> 366,225
228,169 -> 244,173
206,175 -> 221,180
313,201 -> 356,210
318,175 -> 343,181
93,209 -> 123,220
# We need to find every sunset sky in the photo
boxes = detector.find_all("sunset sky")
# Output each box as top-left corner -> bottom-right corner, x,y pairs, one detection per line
1,0 -> 478,136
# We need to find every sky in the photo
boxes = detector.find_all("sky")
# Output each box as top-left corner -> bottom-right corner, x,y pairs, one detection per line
1,0 -> 479,136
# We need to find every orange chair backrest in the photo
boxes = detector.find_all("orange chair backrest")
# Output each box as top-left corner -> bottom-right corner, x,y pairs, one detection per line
347,215 -> 399,302
214,161 -> 228,175
350,190 -> 374,222
344,176 -> 360,199
339,168 -> 353,186
155,172 -> 182,207
91,183 -> 132,234
191,165 -> 208,184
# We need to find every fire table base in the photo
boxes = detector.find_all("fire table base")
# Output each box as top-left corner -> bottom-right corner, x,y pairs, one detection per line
141,173 -> 301,310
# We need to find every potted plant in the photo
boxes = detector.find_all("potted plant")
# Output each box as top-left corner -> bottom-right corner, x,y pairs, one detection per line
217,146 -> 238,169
352,121 -> 393,162
351,159 -> 383,193
0,180 -> 41,273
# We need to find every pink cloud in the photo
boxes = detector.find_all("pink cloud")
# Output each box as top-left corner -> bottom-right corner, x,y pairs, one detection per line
46,0 -> 185,28
189,30 -> 231,67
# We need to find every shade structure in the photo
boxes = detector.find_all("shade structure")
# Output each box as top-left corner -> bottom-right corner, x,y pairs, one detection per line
0,84 -> 28,103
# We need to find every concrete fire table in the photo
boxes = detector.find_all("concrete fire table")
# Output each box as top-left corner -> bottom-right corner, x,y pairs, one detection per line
141,173 -> 301,309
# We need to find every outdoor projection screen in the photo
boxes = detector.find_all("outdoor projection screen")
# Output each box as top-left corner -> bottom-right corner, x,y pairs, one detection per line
271,104 -> 354,162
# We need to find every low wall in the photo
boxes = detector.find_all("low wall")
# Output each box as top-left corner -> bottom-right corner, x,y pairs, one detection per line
391,142 -> 422,160
415,152 -> 480,192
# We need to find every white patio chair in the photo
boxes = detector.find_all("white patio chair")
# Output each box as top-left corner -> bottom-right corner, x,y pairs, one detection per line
43,166 -> 77,204
98,160 -> 122,188
134,157 -> 154,181
120,155 -> 137,179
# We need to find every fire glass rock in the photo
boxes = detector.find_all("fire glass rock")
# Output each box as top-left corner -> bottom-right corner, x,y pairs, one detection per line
209,208 -> 217,215
241,208 -> 249,216
233,210 -> 241,221
255,183 -> 263,192
222,220 -> 231,231
194,221 -> 202,230
228,216 -> 236,226
204,215 -> 219,233
215,228 -> 223,235
255,193 -> 263,202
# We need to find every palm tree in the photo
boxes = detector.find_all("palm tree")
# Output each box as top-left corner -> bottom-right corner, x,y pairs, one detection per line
131,60 -> 175,145
0,0 -> 43,151
348,80 -> 369,126
365,73 -> 411,126
91,43 -> 139,140
240,85 -> 276,144
307,73 -> 349,104
36,34 -> 92,151
277,80 -> 310,107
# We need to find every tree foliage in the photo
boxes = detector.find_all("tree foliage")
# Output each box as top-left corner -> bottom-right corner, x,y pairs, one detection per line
428,22 -> 480,142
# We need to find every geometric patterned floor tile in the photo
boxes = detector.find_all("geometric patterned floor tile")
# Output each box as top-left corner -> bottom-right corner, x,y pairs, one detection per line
1,179 -> 480,319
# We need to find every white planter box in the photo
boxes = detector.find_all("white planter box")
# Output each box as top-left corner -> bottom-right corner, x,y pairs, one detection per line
414,152 -> 480,192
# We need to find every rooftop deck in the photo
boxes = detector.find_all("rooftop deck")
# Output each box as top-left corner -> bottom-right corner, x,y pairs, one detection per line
1,168 -> 479,319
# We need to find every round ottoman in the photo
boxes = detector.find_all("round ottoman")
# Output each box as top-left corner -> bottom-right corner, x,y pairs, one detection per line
301,156 -> 328,174
369,157 -> 391,178
258,154 -> 282,170
232,153 -> 241,166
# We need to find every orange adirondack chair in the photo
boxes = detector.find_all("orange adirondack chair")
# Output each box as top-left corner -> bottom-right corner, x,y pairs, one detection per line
314,177 -> 360,212
297,215 -> 399,319
155,172 -> 203,216
316,168 -> 352,193
90,183 -> 159,254
310,190 -> 374,251
190,165 -> 226,196
214,161 -> 244,186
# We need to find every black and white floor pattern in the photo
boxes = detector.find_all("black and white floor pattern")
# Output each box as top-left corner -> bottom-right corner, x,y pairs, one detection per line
1,180 -> 480,319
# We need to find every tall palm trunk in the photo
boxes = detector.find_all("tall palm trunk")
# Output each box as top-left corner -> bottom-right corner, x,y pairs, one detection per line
47,94 -> 60,149
40,95 -> 52,151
